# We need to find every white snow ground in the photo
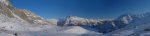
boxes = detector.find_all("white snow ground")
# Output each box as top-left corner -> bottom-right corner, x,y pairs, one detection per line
0,14 -> 103,36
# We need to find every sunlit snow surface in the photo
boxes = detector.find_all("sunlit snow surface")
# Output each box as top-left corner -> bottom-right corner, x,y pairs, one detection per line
0,14 -> 102,36
0,13 -> 150,36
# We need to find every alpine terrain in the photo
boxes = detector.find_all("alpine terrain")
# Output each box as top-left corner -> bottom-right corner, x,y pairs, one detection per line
0,0 -> 150,36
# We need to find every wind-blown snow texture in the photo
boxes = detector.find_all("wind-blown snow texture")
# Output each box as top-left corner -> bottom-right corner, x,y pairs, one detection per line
0,0 -> 150,36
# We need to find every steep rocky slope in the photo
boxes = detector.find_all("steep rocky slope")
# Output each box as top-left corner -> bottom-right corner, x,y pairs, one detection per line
0,0 -> 53,25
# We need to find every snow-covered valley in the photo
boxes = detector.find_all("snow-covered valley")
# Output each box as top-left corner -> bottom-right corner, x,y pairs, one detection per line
0,0 -> 150,36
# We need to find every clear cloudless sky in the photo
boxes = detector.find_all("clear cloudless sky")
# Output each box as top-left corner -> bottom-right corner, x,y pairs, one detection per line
10,0 -> 150,19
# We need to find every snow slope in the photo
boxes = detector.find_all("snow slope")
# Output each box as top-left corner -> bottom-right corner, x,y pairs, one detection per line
0,0 -> 150,36
106,12 -> 150,36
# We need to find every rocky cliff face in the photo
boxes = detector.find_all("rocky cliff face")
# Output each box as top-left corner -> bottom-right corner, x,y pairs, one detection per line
0,0 -> 52,25
0,0 -> 14,17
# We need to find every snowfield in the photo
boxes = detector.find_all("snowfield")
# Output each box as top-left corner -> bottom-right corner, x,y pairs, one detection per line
0,0 -> 150,36
0,11 -> 150,36
63,26 -> 89,34
0,14 -> 102,36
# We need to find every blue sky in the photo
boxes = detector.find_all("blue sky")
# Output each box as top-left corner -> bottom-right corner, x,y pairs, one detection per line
10,0 -> 150,19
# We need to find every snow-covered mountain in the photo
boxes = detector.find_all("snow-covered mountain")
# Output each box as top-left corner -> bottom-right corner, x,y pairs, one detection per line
106,13 -> 150,36
0,0 -> 103,36
0,0 -> 150,36
57,15 -> 134,33
0,0 -> 53,25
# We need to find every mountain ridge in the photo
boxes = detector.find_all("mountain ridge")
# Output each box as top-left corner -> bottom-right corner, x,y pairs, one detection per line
0,0 -> 150,36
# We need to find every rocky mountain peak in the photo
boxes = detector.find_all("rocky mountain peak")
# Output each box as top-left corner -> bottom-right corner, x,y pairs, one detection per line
116,14 -> 135,24
0,0 -> 10,6
0,0 -> 52,25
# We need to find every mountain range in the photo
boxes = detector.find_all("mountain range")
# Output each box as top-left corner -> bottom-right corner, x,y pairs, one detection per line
0,0 -> 150,36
